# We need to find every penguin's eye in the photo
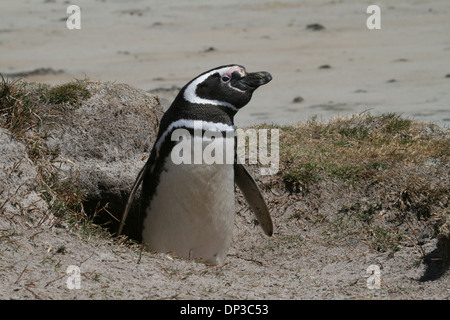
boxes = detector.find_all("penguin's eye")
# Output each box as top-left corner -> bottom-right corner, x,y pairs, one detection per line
221,75 -> 231,83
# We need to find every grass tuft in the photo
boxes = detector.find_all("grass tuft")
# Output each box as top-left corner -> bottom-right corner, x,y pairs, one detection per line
42,79 -> 91,107
0,75 -> 89,230
0,75 -> 37,136
275,113 -> 448,188
258,113 -> 449,257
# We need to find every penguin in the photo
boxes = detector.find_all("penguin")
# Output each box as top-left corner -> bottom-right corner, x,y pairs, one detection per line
118,64 -> 273,265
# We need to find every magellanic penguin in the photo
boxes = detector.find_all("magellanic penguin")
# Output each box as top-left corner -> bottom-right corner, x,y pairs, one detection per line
118,65 -> 273,265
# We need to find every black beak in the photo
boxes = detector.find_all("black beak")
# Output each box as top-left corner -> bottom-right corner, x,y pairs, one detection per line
241,71 -> 272,89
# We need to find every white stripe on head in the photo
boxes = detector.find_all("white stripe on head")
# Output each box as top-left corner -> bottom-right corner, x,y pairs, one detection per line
153,119 -> 235,159
183,66 -> 241,111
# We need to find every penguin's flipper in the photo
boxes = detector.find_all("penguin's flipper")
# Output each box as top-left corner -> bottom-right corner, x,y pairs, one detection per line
234,163 -> 273,236
117,158 -> 152,237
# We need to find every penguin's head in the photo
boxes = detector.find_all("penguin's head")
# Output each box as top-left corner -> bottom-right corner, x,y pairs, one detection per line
183,65 -> 272,110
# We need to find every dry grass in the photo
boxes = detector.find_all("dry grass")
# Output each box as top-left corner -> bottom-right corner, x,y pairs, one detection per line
275,113 -> 448,190
256,113 -> 449,260
0,75 -> 38,136
0,76 -> 93,233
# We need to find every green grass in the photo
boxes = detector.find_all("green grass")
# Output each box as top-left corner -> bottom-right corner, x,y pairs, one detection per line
274,113 -> 448,190
259,113 -> 449,256
42,79 -> 91,106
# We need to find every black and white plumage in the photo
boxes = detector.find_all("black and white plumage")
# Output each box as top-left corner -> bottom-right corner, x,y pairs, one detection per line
118,65 -> 273,265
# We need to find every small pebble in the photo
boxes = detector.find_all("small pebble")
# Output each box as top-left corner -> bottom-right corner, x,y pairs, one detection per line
306,23 -> 325,31
292,96 -> 304,103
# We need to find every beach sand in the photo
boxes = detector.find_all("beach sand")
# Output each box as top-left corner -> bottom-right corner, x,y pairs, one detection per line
1,0 -> 449,127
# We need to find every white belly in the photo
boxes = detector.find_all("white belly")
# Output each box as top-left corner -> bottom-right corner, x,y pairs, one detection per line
142,135 -> 235,265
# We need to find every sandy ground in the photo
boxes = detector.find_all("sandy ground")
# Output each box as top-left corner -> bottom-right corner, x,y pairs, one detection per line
1,0 -> 449,127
